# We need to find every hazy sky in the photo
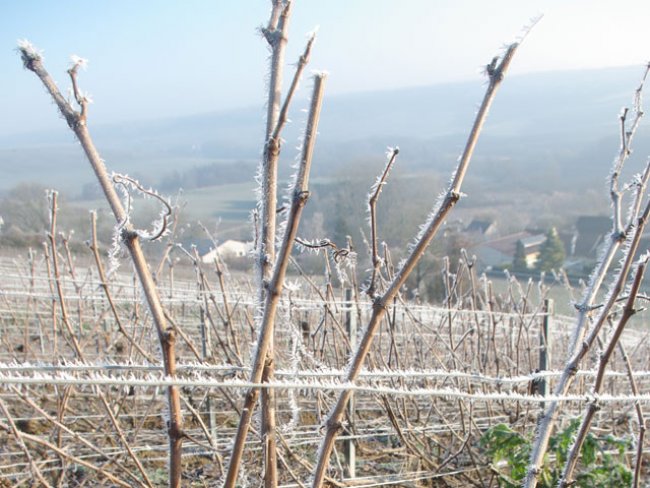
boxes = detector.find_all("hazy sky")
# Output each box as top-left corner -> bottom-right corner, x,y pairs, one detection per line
2,0 -> 649,136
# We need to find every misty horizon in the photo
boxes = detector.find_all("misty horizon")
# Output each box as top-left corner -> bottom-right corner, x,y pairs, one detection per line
2,1 -> 650,135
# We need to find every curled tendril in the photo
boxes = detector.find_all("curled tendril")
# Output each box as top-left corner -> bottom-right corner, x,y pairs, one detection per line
112,174 -> 172,241
294,237 -> 351,263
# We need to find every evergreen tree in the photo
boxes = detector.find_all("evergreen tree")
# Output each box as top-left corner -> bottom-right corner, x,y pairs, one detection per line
512,239 -> 528,271
536,227 -> 565,271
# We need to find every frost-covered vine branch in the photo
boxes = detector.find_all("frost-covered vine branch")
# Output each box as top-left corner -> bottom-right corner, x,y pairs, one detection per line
310,42 -> 520,488
256,3 -> 295,485
611,64 -> 650,236
559,255 -> 647,486
617,340 -> 647,488
367,147 -> 399,298
112,173 -> 173,241
223,73 -> 326,488
524,67 -> 650,487
17,41 -> 185,488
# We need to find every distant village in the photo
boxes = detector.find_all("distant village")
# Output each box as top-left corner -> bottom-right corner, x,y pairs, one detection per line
197,215 -> 627,282
447,215 -> 617,279
0,195 -> 628,283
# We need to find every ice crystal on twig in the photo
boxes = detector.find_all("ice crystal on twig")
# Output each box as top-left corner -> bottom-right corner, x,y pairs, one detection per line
69,54 -> 88,70
17,39 -> 43,66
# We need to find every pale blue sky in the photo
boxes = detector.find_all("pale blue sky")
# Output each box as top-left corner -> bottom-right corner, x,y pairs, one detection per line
2,0 -> 649,135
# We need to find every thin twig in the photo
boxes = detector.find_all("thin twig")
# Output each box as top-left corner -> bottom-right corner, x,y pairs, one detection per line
223,73 -> 326,488
367,148 -> 399,298
0,420 -> 132,488
18,42 -> 185,488
311,43 -> 519,488
559,257 -> 647,486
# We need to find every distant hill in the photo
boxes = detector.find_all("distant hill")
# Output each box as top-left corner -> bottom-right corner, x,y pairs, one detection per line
1,64 -> 649,196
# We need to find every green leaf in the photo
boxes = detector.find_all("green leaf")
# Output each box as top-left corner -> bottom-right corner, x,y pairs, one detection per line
581,434 -> 597,465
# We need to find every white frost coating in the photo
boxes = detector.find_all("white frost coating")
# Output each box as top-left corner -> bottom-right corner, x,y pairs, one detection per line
253,144 -> 266,284
310,69 -> 329,77
113,174 -> 172,241
581,221 -> 614,299
4,369 -> 650,403
107,224 -> 125,277
294,239 -> 306,254
625,172 -> 646,223
45,189 -> 56,227
570,217 -> 640,354
515,14 -> 543,44
17,39 -> 43,61
248,207 -> 260,264
284,280 -> 301,293
275,215 -> 289,252
6,361 -> 650,383
367,147 -> 399,203
79,91 -> 93,104
295,238 -> 332,256
333,250 -> 356,287
247,286 -> 266,375
283,306 -> 302,435
69,54 -> 88,70
604,221 -> 637,299
406,186 -> 449,257
275,80 -> 313,253
106,174 -> 172,278
407,212 -> 436,258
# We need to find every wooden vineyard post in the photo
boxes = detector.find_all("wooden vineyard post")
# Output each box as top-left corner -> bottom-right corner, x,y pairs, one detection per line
344,288 -> 357,479
538,298 -> 553,408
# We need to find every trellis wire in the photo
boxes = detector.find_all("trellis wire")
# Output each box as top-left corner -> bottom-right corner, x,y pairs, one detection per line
0,254 -> 648,486
2,371 -> 650,404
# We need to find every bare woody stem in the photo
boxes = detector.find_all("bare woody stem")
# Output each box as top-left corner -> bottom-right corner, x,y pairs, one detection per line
68,61 -> 89,123
0,420 -> 132,488
610,64 -> 650,236
367,148 -> 399,298
46,192 -> 83,357
257,0 -> 293,287
559,257 -> 647,487
524,67 -> 650,486
89,211 -> 156,363
263,0 -> 292,140
259,3 -> 293,486
569,64 -> 650,354
525,192 -> 650,487
259,8 -> 318,486
18,45 -> 184,488
223,74 -> 326,488
0,397 -> 52,487
49,203 -> 154,486
617,341 -> 647,488
11,385 -> 150,488
310,43 -> 519,488
272,34 -> 315,141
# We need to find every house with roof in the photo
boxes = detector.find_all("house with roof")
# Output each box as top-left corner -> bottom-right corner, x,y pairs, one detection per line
465,218 -> 498,243
573,216 -> 611,257
471,231 -> 546,270
201,240 -> 254,263
570,215 -> 650,272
